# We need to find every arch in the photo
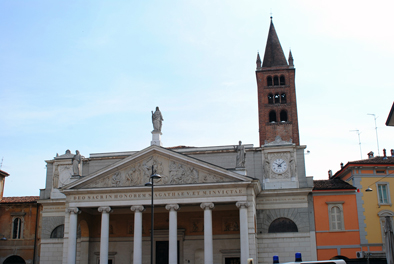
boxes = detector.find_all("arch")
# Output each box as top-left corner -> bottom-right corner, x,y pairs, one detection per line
79,219 -> 89,237
274,94 -> 280,104
267,76 -> 273,86
3,255 -> 26,264
50,224 -> 64,238
280,110 -> 288,122
273,76 -> 279,86
269,110 -> 277,123
280,75 -> 285,85
281,93 -> 286,104
268,217 -> 298,233
268,93 -> 273,104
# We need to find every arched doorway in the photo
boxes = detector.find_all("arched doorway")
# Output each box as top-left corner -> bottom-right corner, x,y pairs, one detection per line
3,255 -> 26,264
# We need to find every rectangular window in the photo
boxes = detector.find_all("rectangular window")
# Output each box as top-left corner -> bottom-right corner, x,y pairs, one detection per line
378,184 -> 389,204
326,202 -> 345,231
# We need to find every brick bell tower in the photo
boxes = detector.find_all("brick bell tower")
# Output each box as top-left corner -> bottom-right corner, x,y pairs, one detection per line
256,17 -> 300,146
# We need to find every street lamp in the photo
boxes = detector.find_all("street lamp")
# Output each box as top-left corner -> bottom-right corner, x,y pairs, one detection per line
145,166 -> 161,264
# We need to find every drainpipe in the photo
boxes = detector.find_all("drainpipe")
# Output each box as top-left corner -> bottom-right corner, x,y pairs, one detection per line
33,203 -> 39,264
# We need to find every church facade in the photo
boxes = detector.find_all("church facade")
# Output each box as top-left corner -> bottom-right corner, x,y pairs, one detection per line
38,19 -> 317,264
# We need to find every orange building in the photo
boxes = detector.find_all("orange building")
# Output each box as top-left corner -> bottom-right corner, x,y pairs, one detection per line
313,178 -> 361,260
0,170 -> 41,264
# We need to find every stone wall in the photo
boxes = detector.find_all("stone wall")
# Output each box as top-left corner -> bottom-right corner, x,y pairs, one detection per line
40,239 -> 63,264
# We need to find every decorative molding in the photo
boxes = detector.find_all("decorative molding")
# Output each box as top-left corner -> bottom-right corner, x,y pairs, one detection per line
130,205 -> 145,212
98,207 -> 112,213
200,202 -> 214,210
222,217 -> 240,232
165,204 -> 180,211
190,218 -> 204,233
65,207 -> 80,214
10,212 -> 26,216
236,201 -> 250,209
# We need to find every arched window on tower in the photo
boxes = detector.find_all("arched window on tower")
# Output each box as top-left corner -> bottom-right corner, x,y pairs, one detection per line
273,76 -> 279,86
267,76 -> 273,86
268,93 -> 273,104
269,110 -> 277,123
280,75 -> 285,85
281,93 -> 286,104
274,94 -> 280,104
280,110 -> 288,122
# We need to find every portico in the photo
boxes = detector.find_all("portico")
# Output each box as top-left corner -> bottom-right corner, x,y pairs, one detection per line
57,145 -> 258,264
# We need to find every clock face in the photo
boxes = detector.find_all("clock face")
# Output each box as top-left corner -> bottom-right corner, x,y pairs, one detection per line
271,158 -> 288,174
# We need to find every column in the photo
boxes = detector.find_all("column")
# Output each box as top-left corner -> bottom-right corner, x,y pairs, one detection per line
236,202 -> 250,263
165,204 -> 180,264
200,202 -> 214,264
66,207 -> 79,264
98,207 -> 112,264
131,205 -> 145,264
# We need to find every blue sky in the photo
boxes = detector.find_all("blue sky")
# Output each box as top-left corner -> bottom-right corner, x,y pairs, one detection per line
1,0 -> 393,196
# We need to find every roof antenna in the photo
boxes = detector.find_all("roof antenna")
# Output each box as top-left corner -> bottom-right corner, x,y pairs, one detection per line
350,130 -> 362,159
367,113 -> 380,156
0,157 -> 3,169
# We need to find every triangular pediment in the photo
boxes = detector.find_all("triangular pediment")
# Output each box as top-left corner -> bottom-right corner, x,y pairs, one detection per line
63,146 -> 250,190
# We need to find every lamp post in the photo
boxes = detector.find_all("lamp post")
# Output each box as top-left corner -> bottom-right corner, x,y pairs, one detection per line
145,166 -> 161,264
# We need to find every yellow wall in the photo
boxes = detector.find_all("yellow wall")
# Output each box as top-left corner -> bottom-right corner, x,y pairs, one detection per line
361,176 -> 394,244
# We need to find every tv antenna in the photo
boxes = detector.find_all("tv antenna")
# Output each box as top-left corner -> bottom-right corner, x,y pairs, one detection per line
0,157 -> 3,169
367,113 -> 380,156
350,130 -> 362,159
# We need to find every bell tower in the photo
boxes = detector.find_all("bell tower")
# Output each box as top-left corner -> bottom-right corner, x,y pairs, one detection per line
256,17 -> 300,146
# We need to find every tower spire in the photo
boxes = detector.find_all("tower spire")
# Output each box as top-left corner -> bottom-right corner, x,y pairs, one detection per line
256,52 -> 262,69
262,18 -> 288,68
288,49 -> 294,67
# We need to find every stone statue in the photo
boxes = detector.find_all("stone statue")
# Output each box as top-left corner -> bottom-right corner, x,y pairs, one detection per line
151,107 -> 163,133
72,150 -> 82,176
234,141 -> 246,168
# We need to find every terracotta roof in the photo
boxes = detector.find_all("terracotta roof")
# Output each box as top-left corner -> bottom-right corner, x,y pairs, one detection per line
0,196 -> 40,204
262,18 -> 288,68
166,146 -> 195,149
346,156 -> 394,165
332,155 -> 394,179
313,179 -> 356,191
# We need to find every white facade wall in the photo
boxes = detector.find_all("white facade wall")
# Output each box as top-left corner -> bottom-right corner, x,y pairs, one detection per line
258,232 -> 314,264
40,239 -> 64,264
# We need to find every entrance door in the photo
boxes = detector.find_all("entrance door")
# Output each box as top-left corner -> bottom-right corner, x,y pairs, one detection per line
155,241 -> 179,264
225,257 -> 240,264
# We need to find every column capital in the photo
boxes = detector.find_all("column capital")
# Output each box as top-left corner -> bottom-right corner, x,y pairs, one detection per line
98,206 -> 112,213
236,201 -> 250,209
200,202 -> 214,210
165,204 -> 180,211
131,205 -> 145,212
66,207 -> 80,214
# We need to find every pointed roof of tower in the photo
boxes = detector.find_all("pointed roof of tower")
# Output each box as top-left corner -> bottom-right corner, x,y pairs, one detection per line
262,18 -> 288,68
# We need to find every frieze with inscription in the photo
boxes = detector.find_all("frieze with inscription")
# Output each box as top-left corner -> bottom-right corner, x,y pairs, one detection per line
69,188 -> 244,202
